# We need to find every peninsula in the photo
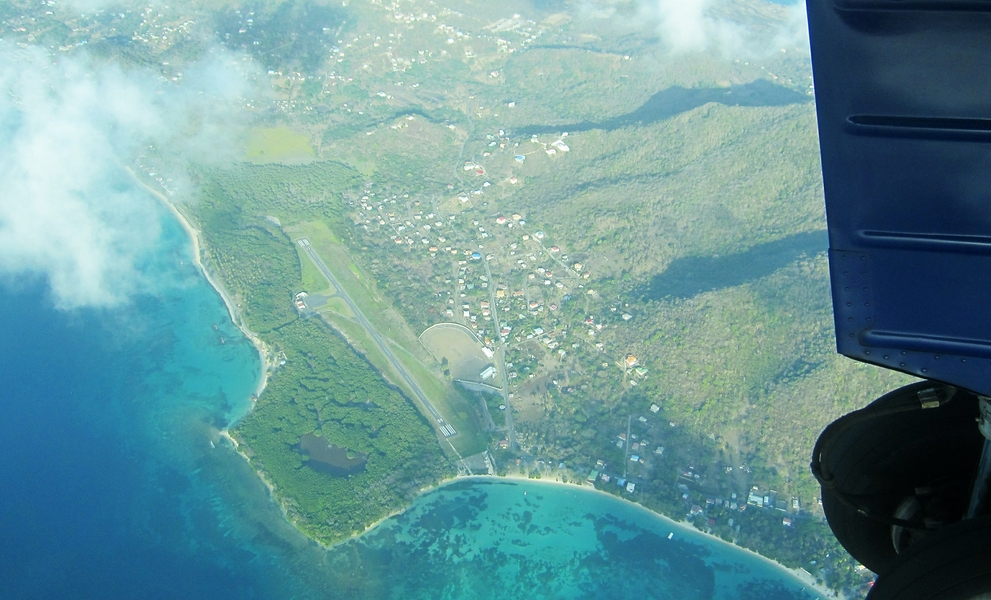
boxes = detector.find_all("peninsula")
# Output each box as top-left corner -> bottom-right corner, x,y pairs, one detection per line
121,0 -> 914,596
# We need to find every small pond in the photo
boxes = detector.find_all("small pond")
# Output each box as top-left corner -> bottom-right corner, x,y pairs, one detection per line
298,433 -> 368,476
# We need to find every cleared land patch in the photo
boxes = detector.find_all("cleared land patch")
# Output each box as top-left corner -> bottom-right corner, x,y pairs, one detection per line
244,126 -> 316,163
321,296 -> 354,318
420,323 -> 496,385
288,225 -> 487,456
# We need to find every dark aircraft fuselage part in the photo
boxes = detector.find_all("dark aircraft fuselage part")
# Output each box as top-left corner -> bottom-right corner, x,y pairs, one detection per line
809,1 -> 991,597
808,0 -> 991,396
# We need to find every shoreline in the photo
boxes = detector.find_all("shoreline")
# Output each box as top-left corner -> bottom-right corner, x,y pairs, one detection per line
135,166 -> 417,552
127,168 -> 270,408
425,474 -> 843,600
218,430 -> 289,519
136,167 -> 841,599
219,432 -> 844,600
218,429 -> 440,552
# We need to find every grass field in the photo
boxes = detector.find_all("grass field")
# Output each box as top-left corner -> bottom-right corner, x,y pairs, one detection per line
388,340 -> 487,457
295,246 -> 334,295
420,323 -> 493,383
321,310 -> 486,457
243,126 -> 316,163
320,296 -> 353,318
288,221 -> 487,457
292,221 -> 442,358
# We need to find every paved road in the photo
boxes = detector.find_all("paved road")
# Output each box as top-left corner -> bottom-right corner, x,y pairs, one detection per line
297,238 -> 456,437
482,257 -> 515,449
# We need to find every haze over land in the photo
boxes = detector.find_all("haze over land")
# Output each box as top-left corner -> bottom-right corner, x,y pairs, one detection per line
0,0 -> 911,597
0,38 -> 259,306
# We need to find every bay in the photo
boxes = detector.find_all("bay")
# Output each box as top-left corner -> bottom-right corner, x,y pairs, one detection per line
0,196 -> 826,600
335,476 -> 826,600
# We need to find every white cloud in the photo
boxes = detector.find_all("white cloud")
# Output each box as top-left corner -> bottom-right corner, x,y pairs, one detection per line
653,0 -> 714,53
0,44 -> 258,309
60,0 -> 155,13
771,2 -> 810,53
642,0 -> 809,57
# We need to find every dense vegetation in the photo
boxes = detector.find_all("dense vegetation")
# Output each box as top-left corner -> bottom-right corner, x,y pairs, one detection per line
195,180 -> 301,331
192,162 -> 360,332
184,161 -> 453,544
186,3 -> 905,590
11,0 -> 917,592
232,318 -> 452,541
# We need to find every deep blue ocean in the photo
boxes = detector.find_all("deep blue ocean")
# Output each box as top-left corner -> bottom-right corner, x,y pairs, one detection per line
0,200 -> 825,600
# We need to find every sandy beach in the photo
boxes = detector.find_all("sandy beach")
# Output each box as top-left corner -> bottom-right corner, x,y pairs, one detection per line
432,474 -> 843,600
134,168 -> 843,600
126,168 -> 270,405
218,431 -> 281,507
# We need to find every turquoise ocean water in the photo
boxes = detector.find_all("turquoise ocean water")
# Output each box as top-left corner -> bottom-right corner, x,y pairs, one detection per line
334,477 -> 826,600
0,192 -> 825,600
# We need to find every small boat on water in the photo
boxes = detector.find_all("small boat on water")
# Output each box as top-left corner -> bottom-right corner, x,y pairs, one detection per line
212,323 -> 219,331
219,337 -> 226,345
